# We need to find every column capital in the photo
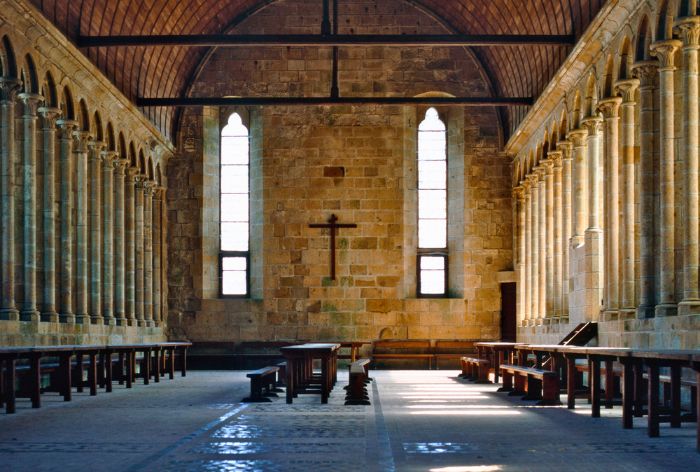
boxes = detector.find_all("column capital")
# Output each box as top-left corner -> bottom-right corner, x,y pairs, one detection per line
631,60 -> 659,88
0,77 -> 21,102
56,119 -> 78,140
512,185 -> 525,201
556,140 -> 573,159
614,78 -> 640,104
581,116 -> 603,136
526,172 -> 539,186
72,130 -> 91,152
674,16 -> 700,48
113,158 -> 129,175
17,92 -> 44,116
540,158 -> 554,173
547,150 -> 563,167
153,186 -> 166,201
650,39 -> 682,70
101,150 -> 118,167
37,106 -> 62,129
596,96 -> 622,118
533,165 -> 546,181
126,167 -> 140,181
88,140 -> 106,155
566,128 -> 588,147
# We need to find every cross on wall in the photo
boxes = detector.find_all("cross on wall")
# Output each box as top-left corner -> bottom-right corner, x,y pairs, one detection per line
308,214 -> 357,280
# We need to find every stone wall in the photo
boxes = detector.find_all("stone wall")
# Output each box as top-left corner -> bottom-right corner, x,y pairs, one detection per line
167,0 -> 513,344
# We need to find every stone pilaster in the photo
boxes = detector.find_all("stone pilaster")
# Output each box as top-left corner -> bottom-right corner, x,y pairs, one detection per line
87,140 -> 105,324
143,181 -> 155,327
37,106 -> 61,322
153,186 -> 164,327
597,97 -> 622,317
527,172 -> 540,322
56,119 -> 78,323
0,78 -> 21,321
135,177 -> 145,327
549,151 -> 563,319
566,129 -> 588,247
101,150 -> 117,325
113,158 -> 128,326
125,167 -> 139,325
615,79 -> 640,318
18,92 -> 44,322
536,165 -> 547,322
558,140 -> 573,319
542,158 -> 555,320
72,130 -> 90,324
675,17 -> 700,315
522,179 -> 532,325
650,39 -> 682,317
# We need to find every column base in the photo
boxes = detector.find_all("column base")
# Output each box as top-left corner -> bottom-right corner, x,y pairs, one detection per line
20,309 -> 40,322
145,320 -> 155,327
137,319 -> 147,327
678,299 -> 700,316
0,308 -> 20,321
125,317 -> 135,327
636,304 -> 655,319
115,317 -> 127,327
601,310 -> 619,322
59,313 -> 75,323
618,308 -> 636,320
570,235 -> 585,248
560,315 -> 569,324
90,315 -> 104,325
655,303 -> 677,317
103,317 -> 117,326
41,311 -> 59,322
75,314 -> 89,324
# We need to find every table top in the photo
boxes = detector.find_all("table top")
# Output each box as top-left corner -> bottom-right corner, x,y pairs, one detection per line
280,343 -> 341,353
476,342 -> 526,349
514,344 -> 700,362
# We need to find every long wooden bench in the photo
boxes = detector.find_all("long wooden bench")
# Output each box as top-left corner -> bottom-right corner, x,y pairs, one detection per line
460,356 -> 490,383
434,340 -> 476,369
345,358 -> 371,405
242,366 -> 279,403
500,364 -> 561,406
371,339 -> 433,369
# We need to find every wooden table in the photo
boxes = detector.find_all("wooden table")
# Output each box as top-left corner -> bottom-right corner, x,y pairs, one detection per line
280,343 -> 340,404
475,342 -> 525,385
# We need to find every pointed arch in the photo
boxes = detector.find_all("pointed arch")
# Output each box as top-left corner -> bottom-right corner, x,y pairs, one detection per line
636,15 -> 653,61
155,163 -> 162,186
93,111 -> 104,142
105,121 -> 116,151
618,37 -> 633,81
21,54 -> 39,94
77,99 -> 90,132
583,73 -> 597,118
657,0 -> 680,40
60,85 -> 75,120
42,71 -> 58,108
0,35 -> 18,78
559,109 -> 568,139
571,91 -> 582,129
138,148 -> 146,174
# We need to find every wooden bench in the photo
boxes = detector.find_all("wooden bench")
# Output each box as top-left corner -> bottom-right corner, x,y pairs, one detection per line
371,339 -> 433,369
500,364 -> 561,406
242,366 -> 279,403
434,340 -> 476,369
460,356 -> 490,383
345,358 -> 371,405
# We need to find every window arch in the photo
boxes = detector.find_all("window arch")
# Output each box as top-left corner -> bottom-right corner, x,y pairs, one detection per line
220,112 -> 250,296
417,107 -> 447,296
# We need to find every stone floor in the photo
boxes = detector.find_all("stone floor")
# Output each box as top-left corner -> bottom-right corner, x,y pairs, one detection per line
0,370 -> 698,471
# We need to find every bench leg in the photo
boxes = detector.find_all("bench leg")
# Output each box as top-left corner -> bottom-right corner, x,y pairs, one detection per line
523,375 -> 542,401
242,376 -> 272,403
500,370 -> 513,392
476,361 -> 491,384
538,375 -> 562,406
510,372 -> 526,396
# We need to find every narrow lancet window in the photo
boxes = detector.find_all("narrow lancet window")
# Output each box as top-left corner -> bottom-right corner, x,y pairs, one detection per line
220,113 -> 249,296
417,107 -> 447,296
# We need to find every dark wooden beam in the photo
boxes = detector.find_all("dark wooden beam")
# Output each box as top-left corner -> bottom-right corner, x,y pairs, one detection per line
78,33 -> 575,48
136,96 -> 533,107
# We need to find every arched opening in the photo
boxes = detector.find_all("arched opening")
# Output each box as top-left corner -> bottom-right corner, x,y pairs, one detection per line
78,99 -> 90,132
618,37 -> 632,81
60,86 -> 75,120
636,16 -> 652,61
22,54 -> 39,94
1,35 -> 18,78
42,71 -> 58,108
602,54 -> 614,97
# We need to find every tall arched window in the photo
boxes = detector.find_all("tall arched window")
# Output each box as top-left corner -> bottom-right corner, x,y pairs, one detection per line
417,108 -> 447,296
220,113 -> 249,296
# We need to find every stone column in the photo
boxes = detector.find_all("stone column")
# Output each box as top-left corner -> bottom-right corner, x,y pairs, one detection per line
582,116 -> 604,321
113,159 -> 128,326
581,116 -> 603,231
38,107 -> 61,322
18,92 -> 44,322
615,79 -> 640,317
549,151 -> 563,319
536,165 -> 547,322
0,78 -> 21,321
631,61 -> 659,319
153,186 -> 164,327
567,129 -> 588,246
102,150 -> 117,325
73,130 -> 90,324
650,39 -> 682,317
558,140 -> 573,318
135,177 -> 145,326
522,179 -> 532,324
56,119 -> 77,323
143,182 -> 155,326
597,97 -> 622,317
675,17 -> 700,314
528,173 -> 540,322
543,158 -> 555,320
125,167 -> 138,325
88,141 -> 104,324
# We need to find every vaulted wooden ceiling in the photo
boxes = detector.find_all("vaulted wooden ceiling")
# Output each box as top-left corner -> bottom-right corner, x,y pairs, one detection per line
30,0 -> 607,143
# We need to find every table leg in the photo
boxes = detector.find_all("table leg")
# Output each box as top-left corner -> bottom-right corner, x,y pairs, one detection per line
566,356 -> 576,409
634,361 -> 645,417
76,354 -> 84,393
0,359 -> 4,408
286,358 -> 294,404
6,359 -> 16,414
60,353 -> 72,401
604,359 -> 614,409
591,357 -> 600,418
696,370 -> 700,452
647,361 -> 660,437
31,354 -> 41,408
143,349 -> 151,385
670,364 -> 681,428
153,349 -> 161,383
118,353 -> 125,385
89,353 -> 97,396
180,348 -> 187,377
622,360 -> 634,429
169,349 -> 175,380
495,351 -> 503,384
105,351 -> 113,392
321,356 -> 329,404
126,351 -> 134,388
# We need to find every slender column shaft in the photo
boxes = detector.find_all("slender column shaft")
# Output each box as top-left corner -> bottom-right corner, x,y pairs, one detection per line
135,178 -> 145,326
102,151 -> 117,325
18,93 -> 44,321
567,129 -> 588,245
597,98 -> 622,313
514,185 -> 525,323
615,80 -> 641,313
56,119 -> 77,323
88,141 -> 104,324
528,173 -> 540,321
143,182 -> 154,326
523,181 -> 532,323
153,187 -> 164,327
0,78 -> 21,321
73,131 -> 90,324
676,18 -> 700,311
125,168 -> 138,324
558,141 -> 573,316
582,117 -> 603,230
543,159 -> 554,318
650,39 -> 682,316
550,152 -> 563,318
536,166 -> 547,320
632,61 -> 659,318
113,159 -> 128,325
38,107 -> 61,321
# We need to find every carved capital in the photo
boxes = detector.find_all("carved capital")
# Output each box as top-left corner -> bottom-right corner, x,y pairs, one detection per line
631,60 -> 659,88
513,185 -> 524,201
0,77 -> 21,102
113,158 -> 129,175
614,78 -> 640,104
88,140 -> 106,157
548,150 -> 563,167
596,97 -> 622,118
101,150 -> 118,167
56,119 -> 78,140
581,116 -> 603,136
72,130 -> 91,153
17,92 -> 43,116
650,39 -> 682,70
556,140 -> 573,160
153,186 -> 166,201
533,165 -> 546,181
540,159 -> 554,174
143,180 -> 156,197
526,173 -> 539,186
37,106 -> 62,129
126,167 -> 140,181
566,128 -> 588,147
674,16 -> 700,48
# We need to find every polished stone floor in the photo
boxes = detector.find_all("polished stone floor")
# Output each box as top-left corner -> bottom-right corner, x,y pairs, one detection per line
0,369 -> 698,471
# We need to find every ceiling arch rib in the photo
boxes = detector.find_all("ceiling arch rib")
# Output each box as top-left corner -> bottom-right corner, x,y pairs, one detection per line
30,0 -> 607,142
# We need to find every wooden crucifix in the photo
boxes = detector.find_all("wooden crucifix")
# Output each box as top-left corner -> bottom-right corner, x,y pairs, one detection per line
309,213 -> 357,280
